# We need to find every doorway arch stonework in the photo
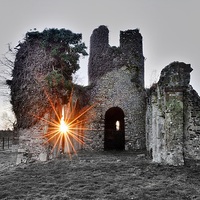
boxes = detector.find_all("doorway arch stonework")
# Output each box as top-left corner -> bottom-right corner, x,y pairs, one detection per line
104,107 -> 125,150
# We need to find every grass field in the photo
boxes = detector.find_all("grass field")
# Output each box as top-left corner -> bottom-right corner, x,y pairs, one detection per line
0,150 -> 200,200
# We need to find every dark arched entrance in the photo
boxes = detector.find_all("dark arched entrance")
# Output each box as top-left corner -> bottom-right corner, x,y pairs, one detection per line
104,107 -> 125,150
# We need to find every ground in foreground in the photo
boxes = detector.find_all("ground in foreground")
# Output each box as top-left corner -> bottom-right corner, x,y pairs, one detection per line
0,150 -> 200,200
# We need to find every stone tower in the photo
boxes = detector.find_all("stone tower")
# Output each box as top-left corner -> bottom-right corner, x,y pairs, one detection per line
86,25 -> 146,151
88,25 -> 144,86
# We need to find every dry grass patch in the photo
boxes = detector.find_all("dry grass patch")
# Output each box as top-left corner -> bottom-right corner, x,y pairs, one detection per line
0,151 -> 200,199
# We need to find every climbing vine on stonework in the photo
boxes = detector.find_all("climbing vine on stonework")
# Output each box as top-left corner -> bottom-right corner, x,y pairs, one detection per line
7,28 -> 88,128
25,28 -> 88,80
45,70 -> 72,91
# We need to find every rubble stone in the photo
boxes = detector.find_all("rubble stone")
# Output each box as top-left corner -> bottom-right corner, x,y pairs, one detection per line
12,26 -> 200,166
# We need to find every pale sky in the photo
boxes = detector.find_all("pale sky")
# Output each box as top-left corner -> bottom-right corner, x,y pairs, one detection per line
0,0 -> 200,129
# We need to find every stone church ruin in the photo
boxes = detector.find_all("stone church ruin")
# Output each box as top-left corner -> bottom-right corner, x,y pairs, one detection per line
9,25 -> 200,166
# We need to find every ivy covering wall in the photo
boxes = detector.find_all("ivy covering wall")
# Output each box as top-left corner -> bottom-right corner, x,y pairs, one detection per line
7,28 -> 88,128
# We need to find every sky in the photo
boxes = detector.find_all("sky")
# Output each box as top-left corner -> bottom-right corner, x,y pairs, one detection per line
0,0 -> 200,129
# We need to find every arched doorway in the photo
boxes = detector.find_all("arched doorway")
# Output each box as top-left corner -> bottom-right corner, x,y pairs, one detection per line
104,107 -> 125,150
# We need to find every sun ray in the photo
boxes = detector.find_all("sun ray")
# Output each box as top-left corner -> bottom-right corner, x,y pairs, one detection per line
67,129 -> 91,142
43,88 -> 61,121
30,113 -> 58,128
68,104 -> 96,126
63,131 -> 77,155
51,132 -> 64,153
33,88 -> 96,158
67,131 -> 84,145
43,131 -> 60,145
64,134 -> 72,159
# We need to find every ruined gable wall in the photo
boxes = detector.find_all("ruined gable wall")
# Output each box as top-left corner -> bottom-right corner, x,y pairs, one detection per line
146,62 -> 200,165
146,62 -> 192,165
184,87 -> 200,161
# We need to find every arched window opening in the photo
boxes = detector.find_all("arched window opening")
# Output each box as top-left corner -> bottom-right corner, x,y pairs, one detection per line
104,107 -> 125,150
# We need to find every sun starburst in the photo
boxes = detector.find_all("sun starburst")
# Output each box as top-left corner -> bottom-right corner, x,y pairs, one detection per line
33,89 -> 95,157
59,118 -> 69,133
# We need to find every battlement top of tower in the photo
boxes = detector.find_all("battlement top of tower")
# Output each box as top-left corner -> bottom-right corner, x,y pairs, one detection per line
90,25 -> 143,51
89,25 -> 109,48
88,25 -> 144,85
92,25 -> 109,35
120,28 -> 141,38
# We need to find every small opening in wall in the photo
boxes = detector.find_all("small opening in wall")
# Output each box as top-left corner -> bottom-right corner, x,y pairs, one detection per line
104,107 -> 125,150
116,120 -> 120,131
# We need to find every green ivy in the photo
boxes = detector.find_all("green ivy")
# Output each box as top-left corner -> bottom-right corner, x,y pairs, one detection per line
45,70 -> 72,91
25,28 -> 88,79
25,28 -> 88,92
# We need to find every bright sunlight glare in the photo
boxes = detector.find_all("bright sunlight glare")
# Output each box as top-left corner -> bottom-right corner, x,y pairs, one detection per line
59,118 -> 69,133
33,89 -> 96,157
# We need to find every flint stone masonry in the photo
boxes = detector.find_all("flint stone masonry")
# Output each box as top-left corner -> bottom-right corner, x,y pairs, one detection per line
184,87 -> 200,161
88,25 -> 144,86
86,25 -> 146,151
146,62 -> 200,165
85,66 -> 146,151
14,25 -> 200,166
16,114 -> 49,164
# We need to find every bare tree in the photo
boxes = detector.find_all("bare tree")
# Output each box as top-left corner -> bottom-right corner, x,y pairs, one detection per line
0,43 -> 15,97
0,44 -> 16,130
0,111 -> 16,130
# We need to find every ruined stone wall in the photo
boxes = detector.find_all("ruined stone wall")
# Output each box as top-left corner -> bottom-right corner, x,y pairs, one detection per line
88,26 -> 144,86
85,25 -> 146,151
10,41 -> 56,129
146,62 -> 200,165
147,87 -> 185,165
85,66 -> 146,151
184,87 -> 200,161
16,114 -> 49,164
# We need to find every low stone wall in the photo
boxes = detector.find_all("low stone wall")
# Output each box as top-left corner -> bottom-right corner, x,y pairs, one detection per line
16,114 -> 49,164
